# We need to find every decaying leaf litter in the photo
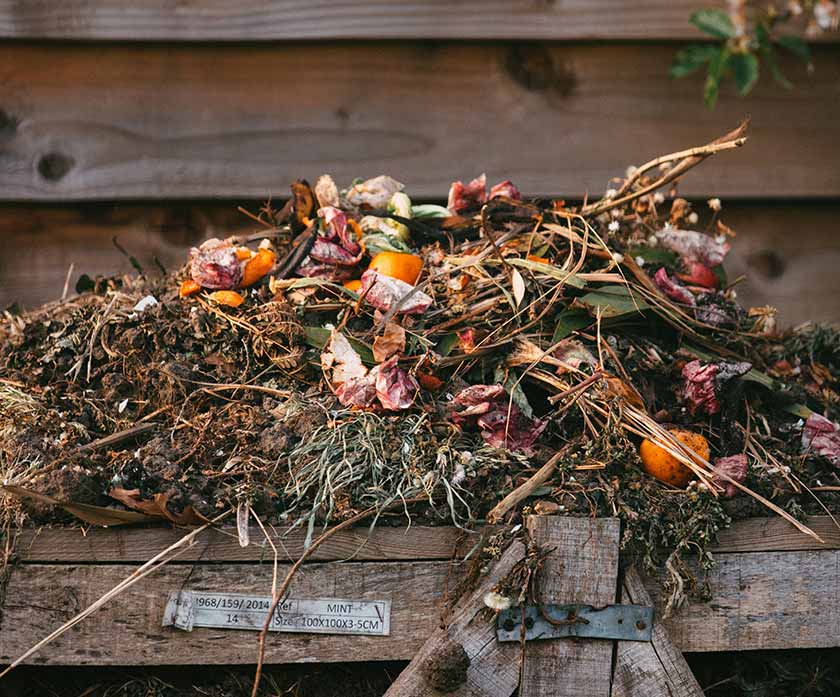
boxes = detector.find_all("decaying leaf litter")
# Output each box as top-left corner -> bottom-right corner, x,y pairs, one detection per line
2,121 -> 840,664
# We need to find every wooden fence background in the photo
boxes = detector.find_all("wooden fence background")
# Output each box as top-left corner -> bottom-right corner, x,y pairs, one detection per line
0,1 -> 837,324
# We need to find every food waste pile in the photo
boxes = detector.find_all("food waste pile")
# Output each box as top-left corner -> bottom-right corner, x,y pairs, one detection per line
2,127 -> 839,609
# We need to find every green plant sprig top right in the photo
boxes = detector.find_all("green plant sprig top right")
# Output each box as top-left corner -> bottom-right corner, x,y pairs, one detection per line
672,0 -> 837,107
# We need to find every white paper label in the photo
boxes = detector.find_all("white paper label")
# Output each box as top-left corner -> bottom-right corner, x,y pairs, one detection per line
162,591 -> 390,636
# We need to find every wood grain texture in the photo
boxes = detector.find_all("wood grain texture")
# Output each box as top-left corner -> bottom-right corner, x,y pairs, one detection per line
612,568 -> 703,697
1,1 -> 829,41
710,514 -> 840,553
14,524 -> 484,564
13,515 -> 840,564
0,43 -> 837,201
0,560 -> 461,666
383,540 -> 525,697
644,549 -> 840,652
2,199 -> 839,326
521,517 -> 620,697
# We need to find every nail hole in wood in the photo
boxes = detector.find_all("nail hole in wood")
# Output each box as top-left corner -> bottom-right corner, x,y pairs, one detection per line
37,152 -> 74,182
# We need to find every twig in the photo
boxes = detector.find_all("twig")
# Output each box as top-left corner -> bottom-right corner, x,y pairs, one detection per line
581,120 -> 749,217
487,451 -> 565,524
76,422 -> 157,453
61,263 -> 75,301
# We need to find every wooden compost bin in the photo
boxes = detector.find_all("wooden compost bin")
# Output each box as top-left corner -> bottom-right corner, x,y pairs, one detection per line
2,514 -> 839,696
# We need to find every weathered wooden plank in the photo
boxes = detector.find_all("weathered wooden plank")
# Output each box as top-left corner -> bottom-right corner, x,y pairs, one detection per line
0,560 -> 461,665
384,540 -> 525,697
645,549 -> 840,652
0,43 -> 837,201
14,524 -> 482,564
711,514 -> 840,553
2,1 -> 832,42
521,517 -> 620,697
3,546 -> 840,663
13,515 -> 840,564
612,567 -> 703,697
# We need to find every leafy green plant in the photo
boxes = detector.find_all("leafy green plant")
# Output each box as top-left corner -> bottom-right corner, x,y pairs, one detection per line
672,6 -> 820,107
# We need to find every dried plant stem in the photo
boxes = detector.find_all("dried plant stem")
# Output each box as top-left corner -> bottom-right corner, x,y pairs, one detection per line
487,451 -> 565,524
581,121 -> 749,218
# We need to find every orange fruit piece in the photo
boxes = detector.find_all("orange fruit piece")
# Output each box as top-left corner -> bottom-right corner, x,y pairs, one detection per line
209,290 -> 245,308
179,279 -> 202,298
368,252 -> 423,285
240,247 -> 276,287
639,429 -> 710,488
235,247 -> 254,262
527,254 -> 550,264
343,279 -> 362,292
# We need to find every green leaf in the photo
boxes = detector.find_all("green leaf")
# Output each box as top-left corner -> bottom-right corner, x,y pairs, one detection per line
435,332 -> 459,357
729,52 -> 760,96
625,246 -> 679,267
766,51 -> 794,89
704,47 -> 729,108
670,44 -> 721,78
303,326 -> 375,364
756,25 -> 793,89
690,9 -> 736,39
411,204 -> 451,219
776,35 -> 810,61
572,285 -> 651,319
551,309 -> 592,343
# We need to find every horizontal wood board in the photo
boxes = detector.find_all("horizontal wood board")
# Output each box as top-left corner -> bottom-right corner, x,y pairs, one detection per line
13,515 -> 840,564
0,43 -> 837,201
4,516 -> 840,664
1,200 -> 838,326
649,549 -> 840,652
3,548 -> 840,663
0,560 -> 458,665
1,1 -> 835,41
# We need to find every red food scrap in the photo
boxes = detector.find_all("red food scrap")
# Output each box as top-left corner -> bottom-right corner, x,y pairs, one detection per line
189,238 -> 243,290
375,356 -> 419,411
654,267 -> 696,306
711,454 -> 748,497
489,180 -> 521,201
802,413 -> 840,467
676,261 -> 718,289
452,384 -> 546,452
359,270 -> 433,315
447,174 -> 488,214
681,360 -> 720,415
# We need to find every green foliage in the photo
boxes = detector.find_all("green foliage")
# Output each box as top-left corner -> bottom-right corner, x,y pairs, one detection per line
672,6 -> 815,108
690,9 -> 737,39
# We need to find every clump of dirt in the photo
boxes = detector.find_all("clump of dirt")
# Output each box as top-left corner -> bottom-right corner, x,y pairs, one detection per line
422,640 -> 471,692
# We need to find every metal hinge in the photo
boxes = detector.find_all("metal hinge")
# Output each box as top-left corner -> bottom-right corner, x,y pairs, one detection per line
496,603 -> 653,643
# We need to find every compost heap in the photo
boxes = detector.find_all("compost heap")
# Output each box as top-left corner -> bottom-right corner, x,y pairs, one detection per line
2,127 -> 839,612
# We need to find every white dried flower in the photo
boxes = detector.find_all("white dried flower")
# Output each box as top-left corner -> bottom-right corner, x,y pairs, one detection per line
814,0 -> 837,29
608,220 -> 620,233
625,165 -> 638,178
483,591 -> 512,611
610,208 -> 622,219
662,221 -> 674,230
611,252 -> 624,264
635,256 -> 646,267
707,197 -> 722,212
687,212 -> 699,225
653,192 -> 665,204
451,462 -> 467,487
788,1 -> 803,15
604,188 -> 617,199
